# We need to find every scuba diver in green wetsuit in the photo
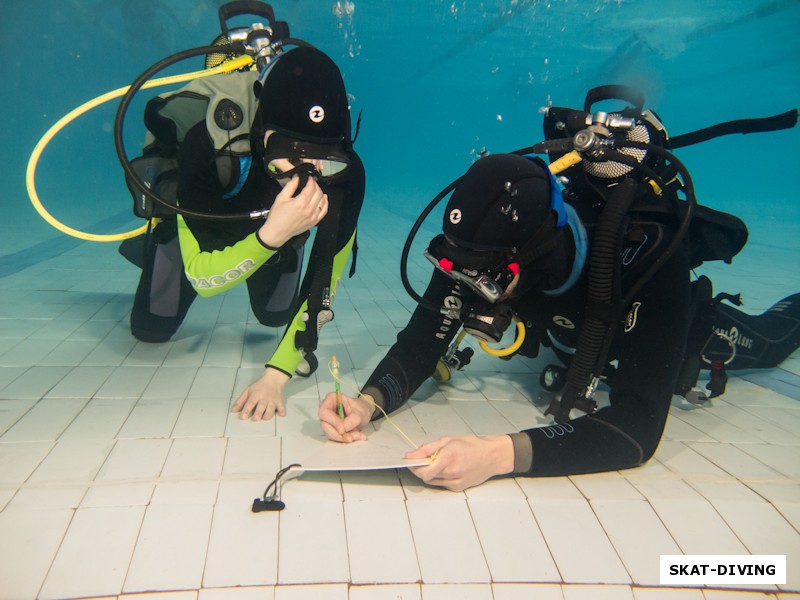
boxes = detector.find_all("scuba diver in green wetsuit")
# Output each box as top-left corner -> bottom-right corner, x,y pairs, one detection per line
120,5 -> 364,421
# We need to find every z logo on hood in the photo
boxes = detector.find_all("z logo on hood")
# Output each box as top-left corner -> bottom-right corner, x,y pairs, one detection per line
309,105 -> 325,123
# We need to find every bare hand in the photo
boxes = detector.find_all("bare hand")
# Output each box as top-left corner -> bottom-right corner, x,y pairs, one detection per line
258,175 -> 328,248
232,368 -> 290,421
405,435 -> 515,491
318,392 -> 375,442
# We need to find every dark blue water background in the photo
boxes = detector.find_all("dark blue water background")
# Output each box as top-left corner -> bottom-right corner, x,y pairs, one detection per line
2,0 -> 799,257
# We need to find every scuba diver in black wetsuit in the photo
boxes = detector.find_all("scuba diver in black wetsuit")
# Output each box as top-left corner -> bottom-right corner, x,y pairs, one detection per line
318,86 -> 800,490
118,3 -> 365,422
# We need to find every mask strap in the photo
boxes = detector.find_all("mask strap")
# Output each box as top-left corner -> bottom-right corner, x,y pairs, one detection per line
512,212 -> 566,267
427,235 -> 510,271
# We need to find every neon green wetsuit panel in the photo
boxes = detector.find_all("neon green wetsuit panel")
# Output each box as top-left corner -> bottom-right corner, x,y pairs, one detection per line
266,230 -> 357,375
177,215 -> 277,296
178,214 -> 357,375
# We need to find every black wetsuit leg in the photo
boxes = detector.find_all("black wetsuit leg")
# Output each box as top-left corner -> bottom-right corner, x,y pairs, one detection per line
129,219 -> 197,343
674,275 -> 715,396
245,234 -> 306,327
705,293 -> 800,370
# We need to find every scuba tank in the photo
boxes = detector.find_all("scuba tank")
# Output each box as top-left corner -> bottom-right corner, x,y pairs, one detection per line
115,0 -> 311,223
402,84 -> 796,422
26,1 -> 309,242
528,85 -> 794,421
518,85 -> 699,421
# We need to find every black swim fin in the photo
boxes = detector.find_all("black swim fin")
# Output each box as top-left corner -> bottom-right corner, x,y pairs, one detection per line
707,293 -> 800,371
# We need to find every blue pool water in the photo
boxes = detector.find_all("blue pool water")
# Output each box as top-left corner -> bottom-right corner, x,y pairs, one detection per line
1,5 -> 800,597
2,0 -> 799,262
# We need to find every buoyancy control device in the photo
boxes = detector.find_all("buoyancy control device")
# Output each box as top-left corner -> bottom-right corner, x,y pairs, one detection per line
401,84 -> 797,420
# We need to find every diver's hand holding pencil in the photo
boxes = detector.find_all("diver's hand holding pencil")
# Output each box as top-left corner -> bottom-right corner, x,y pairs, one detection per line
319,391 -> 373,442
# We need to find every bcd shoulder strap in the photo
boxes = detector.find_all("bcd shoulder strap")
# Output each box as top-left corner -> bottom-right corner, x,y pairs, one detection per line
293,187 -> 345,354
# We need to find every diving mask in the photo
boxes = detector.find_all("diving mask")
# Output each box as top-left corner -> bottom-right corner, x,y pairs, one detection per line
425,234 -> 519,304
263,131 -> 350,183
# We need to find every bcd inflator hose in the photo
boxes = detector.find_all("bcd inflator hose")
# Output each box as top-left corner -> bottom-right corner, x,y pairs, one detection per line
551,178 -> 639,422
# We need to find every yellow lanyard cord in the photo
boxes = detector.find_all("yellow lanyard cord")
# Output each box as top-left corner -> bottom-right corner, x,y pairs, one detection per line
327,358 -> 420,450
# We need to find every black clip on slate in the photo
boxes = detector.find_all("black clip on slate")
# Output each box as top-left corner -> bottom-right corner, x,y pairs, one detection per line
251,464 -> 301,513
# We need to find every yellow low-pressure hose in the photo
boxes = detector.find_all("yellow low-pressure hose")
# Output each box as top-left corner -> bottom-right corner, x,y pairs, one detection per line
548,150 -> 582,175
25,54 -> 253,242
478,317 -> 526,357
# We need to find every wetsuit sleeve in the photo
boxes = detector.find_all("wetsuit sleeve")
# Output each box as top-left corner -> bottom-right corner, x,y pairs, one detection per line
362,270 -> 463,415
515,242 -> 691,477
173,123 -> 279,297
177,216 -> 278,297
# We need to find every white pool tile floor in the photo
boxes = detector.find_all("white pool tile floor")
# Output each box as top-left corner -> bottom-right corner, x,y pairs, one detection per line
0,204 -> 798,599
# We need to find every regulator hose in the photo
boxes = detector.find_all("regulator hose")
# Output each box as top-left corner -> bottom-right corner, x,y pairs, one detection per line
25,49 -> 256,242
551,140 -> 697,422
400,177 -> 462,313
478,318 -> 526,357
550,178 -> 638,422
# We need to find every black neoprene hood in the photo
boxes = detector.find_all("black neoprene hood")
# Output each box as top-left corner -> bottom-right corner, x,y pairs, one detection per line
256,46 -> 350,145
443,154 -> 554,253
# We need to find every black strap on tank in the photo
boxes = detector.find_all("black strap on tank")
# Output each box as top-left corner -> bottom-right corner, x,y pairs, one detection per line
583,84 -> 645,113
670,109 -> 797,149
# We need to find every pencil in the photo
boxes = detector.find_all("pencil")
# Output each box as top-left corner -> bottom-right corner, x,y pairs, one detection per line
332,355 -> 345,420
